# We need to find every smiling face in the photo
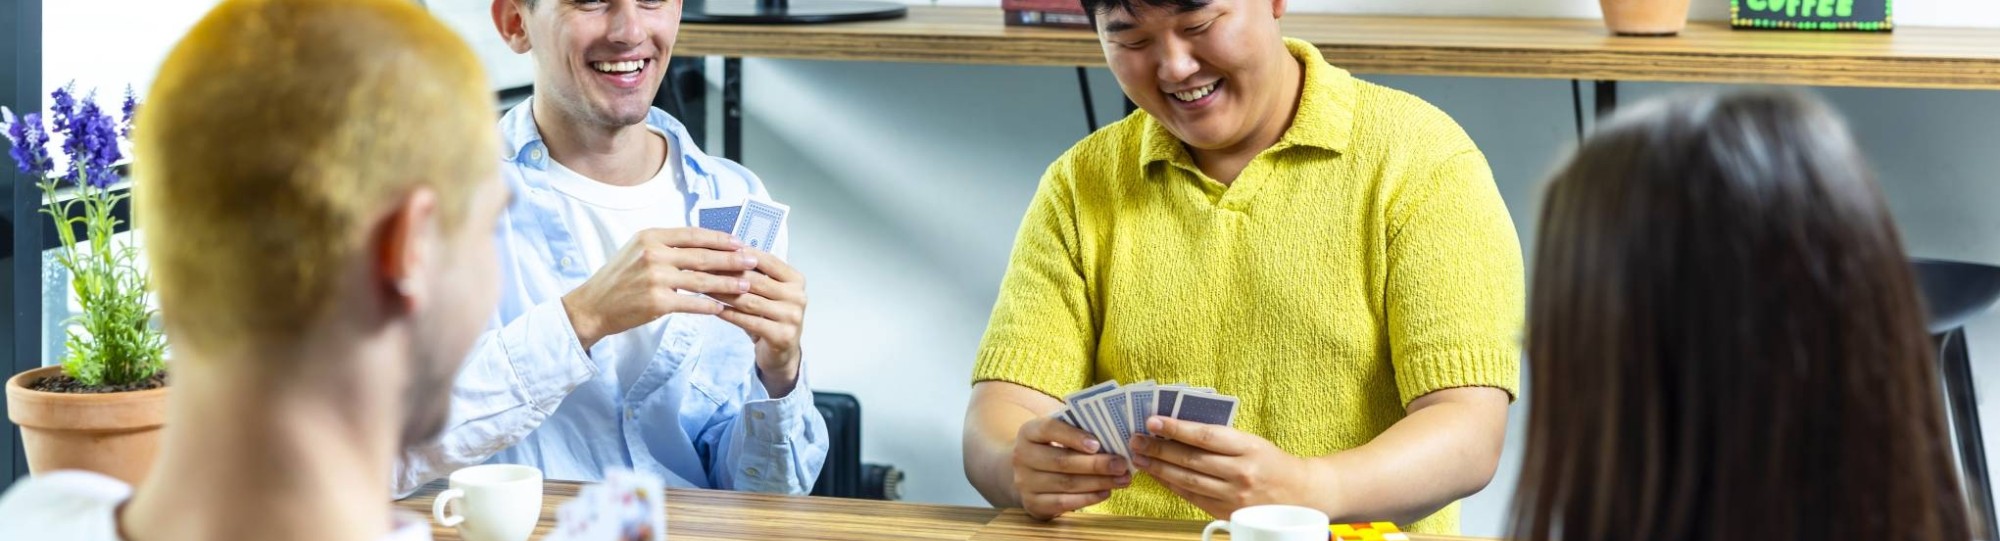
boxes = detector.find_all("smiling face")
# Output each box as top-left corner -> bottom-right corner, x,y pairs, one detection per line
500,0 -> 679,130
1096,0 -> 1295,155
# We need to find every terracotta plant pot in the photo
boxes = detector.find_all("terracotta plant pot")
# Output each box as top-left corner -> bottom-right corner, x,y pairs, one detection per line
1599,0 -> 1693,36
6,365 -> 167,485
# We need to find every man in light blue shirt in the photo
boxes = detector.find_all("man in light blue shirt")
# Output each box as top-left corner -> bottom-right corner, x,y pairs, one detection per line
395,0 -> 826,496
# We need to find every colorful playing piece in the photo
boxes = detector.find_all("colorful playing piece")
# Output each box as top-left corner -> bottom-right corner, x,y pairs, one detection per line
1331,522 -> 1410,541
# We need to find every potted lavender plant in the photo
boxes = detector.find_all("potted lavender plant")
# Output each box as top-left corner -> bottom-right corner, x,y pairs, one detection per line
1599,0 -> 1693,36
2,85 -> 169,485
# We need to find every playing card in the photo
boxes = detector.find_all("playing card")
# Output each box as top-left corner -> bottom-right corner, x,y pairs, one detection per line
1103,391 -> 1136,448
1154,387 -> 1182,420
1125,382 -> 1157,437
547,468 -> 666,541
1171,392 -> 1239,427
731,198 -> 789,253
1079,393 -> 1126,458
694,201 -> 743,233
1064,380 -> 1121,453
1064,380 -> 1121,407
1051,407 -> 1079,428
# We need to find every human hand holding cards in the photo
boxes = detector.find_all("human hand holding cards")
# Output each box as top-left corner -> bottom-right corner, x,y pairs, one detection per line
1055,380 -> 1241,468
692,197 -> 809,390
1009,380 -> 1242,520
557,198 -> 796,353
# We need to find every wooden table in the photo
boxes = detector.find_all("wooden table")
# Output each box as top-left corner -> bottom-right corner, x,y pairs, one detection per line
395,480 -> 1486,540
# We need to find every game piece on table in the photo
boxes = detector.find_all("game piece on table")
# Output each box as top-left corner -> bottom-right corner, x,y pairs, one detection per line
1330,522 -> 1407,541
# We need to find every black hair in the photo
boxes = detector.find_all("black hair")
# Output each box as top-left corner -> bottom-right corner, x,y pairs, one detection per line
1078,0 -> 1211,27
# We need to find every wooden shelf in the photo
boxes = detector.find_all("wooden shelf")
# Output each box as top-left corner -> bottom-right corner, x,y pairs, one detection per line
675,6 -> 2000,90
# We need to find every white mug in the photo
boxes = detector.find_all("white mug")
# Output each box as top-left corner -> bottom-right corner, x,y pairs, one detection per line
432,464 -> 544,541
1202,505 -> 1331,541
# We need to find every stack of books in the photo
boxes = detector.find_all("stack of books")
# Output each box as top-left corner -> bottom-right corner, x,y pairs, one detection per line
1003,0 -> 1091,29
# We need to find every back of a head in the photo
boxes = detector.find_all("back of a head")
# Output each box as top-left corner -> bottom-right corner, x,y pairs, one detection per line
136,0 -> 497,359
1512,89 -> 1971,541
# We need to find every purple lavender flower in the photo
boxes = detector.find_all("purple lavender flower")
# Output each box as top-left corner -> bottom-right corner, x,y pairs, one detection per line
49,85 -> 77,130
67,96 -> 122,188
4,110 -> 52,177
6,85 -> 131,187
120,86 -> 137,138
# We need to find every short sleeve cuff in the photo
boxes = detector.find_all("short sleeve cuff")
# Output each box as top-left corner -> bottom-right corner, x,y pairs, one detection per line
972,346 -> 1089,401
1395,347 -> 1520,407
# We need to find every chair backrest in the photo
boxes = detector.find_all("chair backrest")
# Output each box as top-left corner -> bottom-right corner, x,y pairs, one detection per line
810,391 -> 864,498
1914,258 -> 2000,333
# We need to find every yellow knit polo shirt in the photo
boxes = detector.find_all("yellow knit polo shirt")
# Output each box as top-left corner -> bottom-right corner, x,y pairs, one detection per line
972,38 -> 1524,534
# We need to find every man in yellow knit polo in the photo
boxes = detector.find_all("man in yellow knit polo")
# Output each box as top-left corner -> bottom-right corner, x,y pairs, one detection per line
959,0 -> 1523,533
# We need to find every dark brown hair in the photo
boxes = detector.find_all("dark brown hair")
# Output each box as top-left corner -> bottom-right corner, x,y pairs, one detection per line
1510,89 -> 1973,541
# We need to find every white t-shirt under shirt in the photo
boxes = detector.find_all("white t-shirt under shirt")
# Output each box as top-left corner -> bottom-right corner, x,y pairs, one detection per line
544,127 -> 687,392
0,470 -> 430,541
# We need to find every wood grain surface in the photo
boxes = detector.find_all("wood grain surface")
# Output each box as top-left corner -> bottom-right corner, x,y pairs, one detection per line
393,480 -> 1501,541
674,6 -> 2000,89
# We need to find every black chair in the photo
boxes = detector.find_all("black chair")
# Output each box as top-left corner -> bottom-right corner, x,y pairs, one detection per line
1914,257 -> 2000,537
809,391 -> 903,500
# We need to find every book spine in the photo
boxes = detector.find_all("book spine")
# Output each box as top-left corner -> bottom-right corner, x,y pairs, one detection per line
1003,9 -> 1094,29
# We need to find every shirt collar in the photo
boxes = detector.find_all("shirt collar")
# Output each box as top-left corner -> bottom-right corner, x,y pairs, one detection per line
499,97 -> 704,175
1140,37 -> 1356,167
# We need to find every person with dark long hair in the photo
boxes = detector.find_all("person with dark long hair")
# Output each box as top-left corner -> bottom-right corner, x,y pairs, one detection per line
1510,89 -> 1973,541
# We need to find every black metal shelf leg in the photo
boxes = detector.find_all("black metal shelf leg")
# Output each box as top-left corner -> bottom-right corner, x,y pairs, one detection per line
1594,80 -> 1618,119
723,57 -> 743,165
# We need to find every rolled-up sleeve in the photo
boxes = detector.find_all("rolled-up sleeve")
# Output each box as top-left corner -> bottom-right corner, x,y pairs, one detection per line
393,299 -> 598,497
699,358 -> 828,494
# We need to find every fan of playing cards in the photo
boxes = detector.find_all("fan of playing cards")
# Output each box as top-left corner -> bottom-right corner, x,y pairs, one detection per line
1055,380 -> 1240,461
696,197 -> 789,253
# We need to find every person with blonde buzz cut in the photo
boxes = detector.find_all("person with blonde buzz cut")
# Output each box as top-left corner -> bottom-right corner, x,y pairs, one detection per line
0,0 -> 512,540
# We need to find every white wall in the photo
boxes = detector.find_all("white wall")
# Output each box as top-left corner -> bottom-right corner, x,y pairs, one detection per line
426,0 -> 540,90
41,1 -> 217,107
42,0 -> 531,101
35,0 -> 2000,538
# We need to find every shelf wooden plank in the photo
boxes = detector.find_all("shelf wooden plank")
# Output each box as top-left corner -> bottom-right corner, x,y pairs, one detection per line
674,6 -> 2000,90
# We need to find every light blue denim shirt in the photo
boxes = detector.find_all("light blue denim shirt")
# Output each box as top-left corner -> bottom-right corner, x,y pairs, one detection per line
394,100 -> 827,497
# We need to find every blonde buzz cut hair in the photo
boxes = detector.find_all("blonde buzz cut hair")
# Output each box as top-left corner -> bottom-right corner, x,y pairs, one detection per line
135,0 -> 498,356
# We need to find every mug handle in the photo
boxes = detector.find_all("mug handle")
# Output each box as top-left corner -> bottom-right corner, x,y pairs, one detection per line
1202,520 -> 1229,541
432,488 -> 466,528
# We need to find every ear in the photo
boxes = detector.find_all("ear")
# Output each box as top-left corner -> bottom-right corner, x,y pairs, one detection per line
492,0 -> 534,54
376,188 -> 442,315
1270,0 -> 1287,20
